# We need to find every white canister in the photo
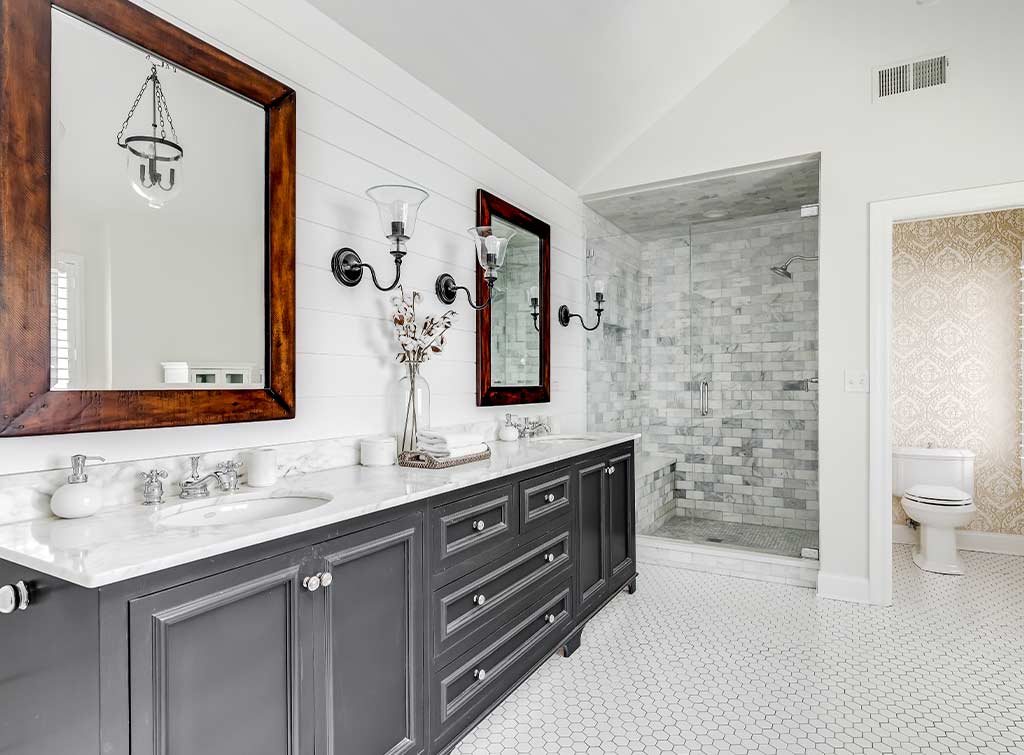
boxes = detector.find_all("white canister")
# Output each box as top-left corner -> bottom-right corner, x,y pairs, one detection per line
360,435 -> 397,466
247,448 -> 278,487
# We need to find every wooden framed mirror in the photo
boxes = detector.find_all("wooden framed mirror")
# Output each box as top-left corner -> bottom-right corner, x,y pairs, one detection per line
0,0 -> 296,436
476,190 -> 551,406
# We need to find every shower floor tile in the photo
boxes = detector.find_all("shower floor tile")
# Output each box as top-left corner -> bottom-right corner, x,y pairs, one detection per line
452,546 -> 1024,755
648,515 -> 818,557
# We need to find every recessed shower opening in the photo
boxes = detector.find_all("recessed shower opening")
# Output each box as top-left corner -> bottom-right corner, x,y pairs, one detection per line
584,155 -> 821,562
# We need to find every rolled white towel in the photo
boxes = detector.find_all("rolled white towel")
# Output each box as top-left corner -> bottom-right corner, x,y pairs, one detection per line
421,443 -> 489,459
417,430 -> 484,450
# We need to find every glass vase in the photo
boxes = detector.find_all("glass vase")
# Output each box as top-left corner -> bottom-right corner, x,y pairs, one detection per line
394,361 -> 430,453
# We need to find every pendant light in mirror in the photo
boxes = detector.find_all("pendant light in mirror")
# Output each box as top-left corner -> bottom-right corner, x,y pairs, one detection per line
116,60 -> 184,209
332,184 -> 429,291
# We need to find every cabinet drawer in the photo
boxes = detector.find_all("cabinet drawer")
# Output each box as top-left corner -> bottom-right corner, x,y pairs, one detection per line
433,581 -> 571,742
433,529 -> 570,659
432,485 -> 516,576
519,468 -> 572,534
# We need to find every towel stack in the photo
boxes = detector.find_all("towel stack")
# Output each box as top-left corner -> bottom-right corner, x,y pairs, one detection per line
416,430 -> 488,459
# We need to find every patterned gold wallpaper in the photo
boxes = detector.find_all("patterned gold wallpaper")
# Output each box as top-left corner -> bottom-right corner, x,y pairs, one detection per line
891,209 -> 1024,535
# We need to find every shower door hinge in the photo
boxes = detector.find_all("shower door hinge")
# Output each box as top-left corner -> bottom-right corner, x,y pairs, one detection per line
800,547 -> 819,561
800,204 -> 819,218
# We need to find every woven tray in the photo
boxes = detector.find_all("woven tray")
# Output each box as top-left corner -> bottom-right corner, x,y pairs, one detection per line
398,447 -> 491,469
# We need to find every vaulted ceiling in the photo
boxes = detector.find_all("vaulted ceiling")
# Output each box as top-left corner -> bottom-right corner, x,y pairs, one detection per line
308,0 -> 789,189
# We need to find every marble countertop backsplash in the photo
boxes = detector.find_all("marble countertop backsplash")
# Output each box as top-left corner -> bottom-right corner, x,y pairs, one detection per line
0,430 -> 640,588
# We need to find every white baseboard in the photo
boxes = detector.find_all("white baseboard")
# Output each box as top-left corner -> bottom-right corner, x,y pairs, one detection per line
892,523 -> 1024,556
816,572 -> 872,604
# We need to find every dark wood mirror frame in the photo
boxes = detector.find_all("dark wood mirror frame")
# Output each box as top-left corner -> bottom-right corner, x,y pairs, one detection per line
476,190 -> 551,406
0,0 -> 296,436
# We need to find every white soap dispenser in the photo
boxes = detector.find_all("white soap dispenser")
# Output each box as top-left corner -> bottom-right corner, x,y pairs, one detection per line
50,455 -> 106,519
498,414 -> 520,443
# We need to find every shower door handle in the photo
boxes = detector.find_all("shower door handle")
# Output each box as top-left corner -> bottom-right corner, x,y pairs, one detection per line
700,381 -> 709,417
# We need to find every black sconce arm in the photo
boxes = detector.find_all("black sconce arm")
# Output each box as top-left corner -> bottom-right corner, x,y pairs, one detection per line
331,247 -> 405,292
435,273 -> 493,310
558,304 -> 603,331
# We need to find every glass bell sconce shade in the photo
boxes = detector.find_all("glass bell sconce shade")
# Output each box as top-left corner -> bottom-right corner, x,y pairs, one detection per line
116,64 -> 184,209
558,275 -> 606,331
332,184 -> 430,291
435,226 -> 516,310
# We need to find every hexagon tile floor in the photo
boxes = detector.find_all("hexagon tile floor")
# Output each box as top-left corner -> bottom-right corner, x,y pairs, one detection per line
451,546 -> 1024,755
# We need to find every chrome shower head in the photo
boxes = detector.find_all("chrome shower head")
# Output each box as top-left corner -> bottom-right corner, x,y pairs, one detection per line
770,265 -> 792,280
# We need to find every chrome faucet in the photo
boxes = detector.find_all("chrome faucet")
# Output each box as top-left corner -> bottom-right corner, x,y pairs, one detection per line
514,417 -> 551,439
140,469 -> 168,505
179,456 -> 242,500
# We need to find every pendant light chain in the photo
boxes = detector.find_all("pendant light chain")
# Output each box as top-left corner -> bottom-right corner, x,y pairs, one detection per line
115,65 -> 179,147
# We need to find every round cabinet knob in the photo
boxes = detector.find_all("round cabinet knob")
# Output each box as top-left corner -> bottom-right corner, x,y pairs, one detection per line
544,553 -> 555,563
472,593 -> 486,606
303,574 -> 322,592
544,493 -> 556,503
320,572 -> 333,588
473,668 -> 487,681
472,520 -> 486,532
0,581 -> 29,615
545,613 -> 556,624
606,465 -> 616,475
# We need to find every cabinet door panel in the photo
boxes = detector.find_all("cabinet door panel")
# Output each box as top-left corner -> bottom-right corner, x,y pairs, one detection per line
317,513 -> 425,755
575,459 -> 607,615
129,549 -> 313,755
607,450 -> 636,587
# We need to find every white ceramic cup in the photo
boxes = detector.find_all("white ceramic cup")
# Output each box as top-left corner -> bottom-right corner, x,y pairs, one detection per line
247,448 -> 278,487
360,435 -> 398,466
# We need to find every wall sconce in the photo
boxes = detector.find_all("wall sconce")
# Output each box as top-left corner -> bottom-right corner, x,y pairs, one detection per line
435,226 -> 515,310
528,286 -> 540,332
558,279 -> 605,331
331,184 -> 429,291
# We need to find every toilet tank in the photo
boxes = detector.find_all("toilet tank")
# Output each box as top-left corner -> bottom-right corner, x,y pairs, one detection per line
892,447 -> 975,497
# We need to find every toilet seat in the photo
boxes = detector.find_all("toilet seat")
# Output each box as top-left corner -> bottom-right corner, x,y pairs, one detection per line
903,484 -> 972,506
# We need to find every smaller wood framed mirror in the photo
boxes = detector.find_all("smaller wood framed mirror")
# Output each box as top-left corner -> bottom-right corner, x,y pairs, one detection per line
476,190 -> 551,406
0,0 -> 296,436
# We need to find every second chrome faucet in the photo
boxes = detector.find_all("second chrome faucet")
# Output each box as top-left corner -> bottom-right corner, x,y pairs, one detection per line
179,456 -> 242,500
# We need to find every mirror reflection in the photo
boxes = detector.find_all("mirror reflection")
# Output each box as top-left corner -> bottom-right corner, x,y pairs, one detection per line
49,9 -> 266,391
489,217 -> 541,387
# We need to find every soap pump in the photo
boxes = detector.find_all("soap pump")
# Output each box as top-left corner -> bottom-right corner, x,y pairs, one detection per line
50,455 -> 106,519
498,414 -> 519,443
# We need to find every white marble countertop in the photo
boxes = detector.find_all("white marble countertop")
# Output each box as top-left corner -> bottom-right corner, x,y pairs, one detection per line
0,433 -> 639,588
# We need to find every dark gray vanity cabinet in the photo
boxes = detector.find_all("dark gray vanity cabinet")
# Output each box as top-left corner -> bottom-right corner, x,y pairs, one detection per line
128,547 -> 316,755
575,447 -> 637,623
0,563 -> 100,755
314,513 -> 425,755
1,442 -> 635,755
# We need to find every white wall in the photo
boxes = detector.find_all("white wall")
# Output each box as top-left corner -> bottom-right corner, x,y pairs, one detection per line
1,0 -> 587,475
583,0 -> 1024,592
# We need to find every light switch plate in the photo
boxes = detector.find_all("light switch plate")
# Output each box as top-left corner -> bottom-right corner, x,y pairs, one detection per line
844,369 -> 869,393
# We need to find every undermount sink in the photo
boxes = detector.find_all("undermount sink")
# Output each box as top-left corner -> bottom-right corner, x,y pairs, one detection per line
530,434 -> 600,444
158,494 -> 332,528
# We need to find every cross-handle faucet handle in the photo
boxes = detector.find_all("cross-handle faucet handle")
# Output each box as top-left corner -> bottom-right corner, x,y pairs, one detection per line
217,460 -> 242,472
140,468 -> 168,482
140,468 -> 168,505
216,460 -> 243,491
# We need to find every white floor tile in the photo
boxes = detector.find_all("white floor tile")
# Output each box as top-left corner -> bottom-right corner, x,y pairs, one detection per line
452,546 -> 1024,755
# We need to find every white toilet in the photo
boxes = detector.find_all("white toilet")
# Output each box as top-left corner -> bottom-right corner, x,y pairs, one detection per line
892,447 -> 976,575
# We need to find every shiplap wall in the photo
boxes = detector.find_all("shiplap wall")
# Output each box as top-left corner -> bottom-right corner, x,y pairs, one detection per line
1,0 -> 587,475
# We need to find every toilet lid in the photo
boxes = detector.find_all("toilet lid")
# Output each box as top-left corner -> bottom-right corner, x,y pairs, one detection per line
904,484 -> 972,506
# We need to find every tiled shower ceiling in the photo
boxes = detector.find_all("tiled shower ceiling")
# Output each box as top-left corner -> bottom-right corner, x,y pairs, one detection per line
583,156 -> 820,242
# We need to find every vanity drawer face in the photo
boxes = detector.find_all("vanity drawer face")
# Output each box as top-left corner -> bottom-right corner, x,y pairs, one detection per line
433,581 -> 571,742
433,529 -> 570,659
432,485 -> 516,576
519,468 -> 572,534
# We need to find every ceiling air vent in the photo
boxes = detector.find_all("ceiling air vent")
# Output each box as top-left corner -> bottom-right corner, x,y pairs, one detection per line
874,54 -> 949,100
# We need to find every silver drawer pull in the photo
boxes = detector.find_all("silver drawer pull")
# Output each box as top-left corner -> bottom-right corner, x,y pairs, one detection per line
0,581 -> 29,615
472,520 -> 486,532
545,613 -> 556,624
544,553 -> 555,563
303,573 -> 330,592
472,593 -> 486,606
544,493 -> 556,503
473,668 -> 487,681
606,465 -> 616,475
